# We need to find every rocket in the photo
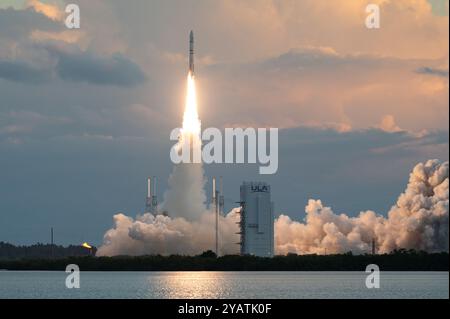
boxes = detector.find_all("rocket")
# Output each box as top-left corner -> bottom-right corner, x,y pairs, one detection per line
189,30 -> 194,75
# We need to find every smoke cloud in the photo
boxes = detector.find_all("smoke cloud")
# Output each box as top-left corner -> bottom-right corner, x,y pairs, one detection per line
96,209 -> 240,256
97,160 -> 448,256
276,159 -> 449,254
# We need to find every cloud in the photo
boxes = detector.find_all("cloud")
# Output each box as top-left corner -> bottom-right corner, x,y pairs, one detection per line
0,7 -> 60,40
0,45 -> 147,87
0,59 -> 51,83
202,47 -> 449,131
45,46 -> 147,87
1,1 -> 448,129
279,125 -> 448,159
276,159 -> 449,254
26,0 -> 63,21
428,0 -> 449,16
416,66 -> 449,77
377,115 -> 403,133
0,110 -> 71,144
30,30 -> 85,44
97,209 -> 241,256
0,3 -> 145,87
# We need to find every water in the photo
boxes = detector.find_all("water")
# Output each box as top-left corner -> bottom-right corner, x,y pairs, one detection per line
0,271 -> 447,299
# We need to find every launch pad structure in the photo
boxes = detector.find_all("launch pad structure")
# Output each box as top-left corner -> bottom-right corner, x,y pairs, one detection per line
145,176 -> 159,215
212,176 -> 225,256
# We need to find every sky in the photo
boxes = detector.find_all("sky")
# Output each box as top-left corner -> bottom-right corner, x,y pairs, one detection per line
0,0 -> 448,246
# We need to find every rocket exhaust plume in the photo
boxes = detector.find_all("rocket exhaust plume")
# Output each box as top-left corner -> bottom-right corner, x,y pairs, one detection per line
160,30 -> 204,221
161,72 -> 205,220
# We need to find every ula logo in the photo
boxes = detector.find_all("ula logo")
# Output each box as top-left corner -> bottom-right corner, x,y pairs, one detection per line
251,185 -> 269,192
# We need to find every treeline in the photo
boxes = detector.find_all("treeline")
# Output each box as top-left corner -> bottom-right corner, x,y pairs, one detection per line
0,249 -> 448,271
0,242 -> 96,260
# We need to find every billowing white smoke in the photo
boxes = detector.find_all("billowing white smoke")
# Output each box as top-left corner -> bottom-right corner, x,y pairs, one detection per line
97,159 -> 448,256
96,209 -> 240,256
276,159 -> 449,254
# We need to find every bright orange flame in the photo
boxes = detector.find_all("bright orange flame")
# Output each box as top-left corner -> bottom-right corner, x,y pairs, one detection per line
182,72 -> 201,136
82,242 -> 92,249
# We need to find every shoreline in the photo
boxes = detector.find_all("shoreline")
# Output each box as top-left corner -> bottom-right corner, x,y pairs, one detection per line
1,251 -> 448,272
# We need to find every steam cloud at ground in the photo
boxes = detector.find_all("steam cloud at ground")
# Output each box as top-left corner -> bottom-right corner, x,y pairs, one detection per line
276,159 -> 448,254
96,208 -> 240,256
97,160 -> 448,256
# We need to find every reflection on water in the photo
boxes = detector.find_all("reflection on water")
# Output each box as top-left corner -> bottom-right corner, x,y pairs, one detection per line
152,272 -> 233,299
0,271 -> 448,299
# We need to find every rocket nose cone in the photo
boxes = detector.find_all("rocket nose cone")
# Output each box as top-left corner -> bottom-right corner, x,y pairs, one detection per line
190,30 -> 193,38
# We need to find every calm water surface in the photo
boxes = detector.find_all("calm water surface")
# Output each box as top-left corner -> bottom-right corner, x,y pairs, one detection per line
0,271 -> 447,299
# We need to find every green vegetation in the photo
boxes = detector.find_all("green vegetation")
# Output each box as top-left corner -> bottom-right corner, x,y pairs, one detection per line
0,249 -> 447,271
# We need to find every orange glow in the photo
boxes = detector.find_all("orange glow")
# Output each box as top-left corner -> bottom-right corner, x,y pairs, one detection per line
82,242 -> 92,249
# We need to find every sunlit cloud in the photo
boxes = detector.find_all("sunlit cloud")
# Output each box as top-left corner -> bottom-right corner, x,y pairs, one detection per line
26,0 -> 63,21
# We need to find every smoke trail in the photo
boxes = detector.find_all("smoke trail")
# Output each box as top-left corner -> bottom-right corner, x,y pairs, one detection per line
97,159 -> 448,256
162,162 -> 206,221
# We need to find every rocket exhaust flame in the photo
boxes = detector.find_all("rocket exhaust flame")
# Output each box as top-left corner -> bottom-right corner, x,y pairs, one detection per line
182,73 -> 200,137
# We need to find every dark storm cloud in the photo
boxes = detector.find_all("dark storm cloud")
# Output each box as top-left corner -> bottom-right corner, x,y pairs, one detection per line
0,60 -> 51,83
416,66 -> 449,77
46,47 -> 147,87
